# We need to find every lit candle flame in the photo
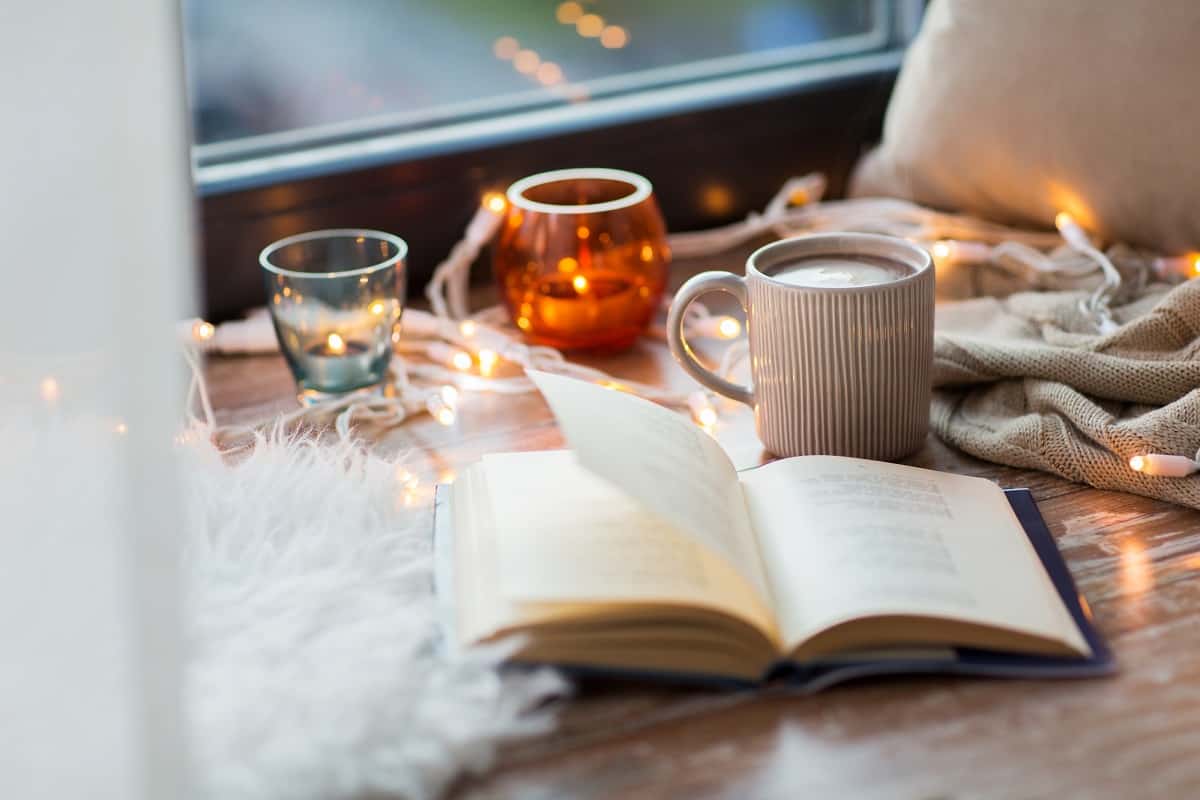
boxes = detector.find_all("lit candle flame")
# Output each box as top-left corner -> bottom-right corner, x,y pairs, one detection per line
326,332 -> 347,355
369,301 -> 386,316
459,320 -> 478,337
572,274 -> 589,293
451,350 -> 473,371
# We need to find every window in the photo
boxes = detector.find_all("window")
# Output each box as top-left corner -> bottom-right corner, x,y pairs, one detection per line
186,1 -> 920,193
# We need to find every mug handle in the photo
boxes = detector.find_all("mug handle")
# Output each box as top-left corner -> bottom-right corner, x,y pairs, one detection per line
667,271 -> 755,407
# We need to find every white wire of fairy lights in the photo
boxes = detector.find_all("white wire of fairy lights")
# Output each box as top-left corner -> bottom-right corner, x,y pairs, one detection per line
183,172 -> 1198,464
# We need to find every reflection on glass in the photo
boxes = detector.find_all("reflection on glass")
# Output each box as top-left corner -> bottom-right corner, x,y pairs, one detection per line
183,0 -> 877,145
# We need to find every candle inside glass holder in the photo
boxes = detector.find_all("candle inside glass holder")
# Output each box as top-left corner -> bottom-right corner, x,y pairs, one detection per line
494,168 -> 669,351
260,229 -> 406,401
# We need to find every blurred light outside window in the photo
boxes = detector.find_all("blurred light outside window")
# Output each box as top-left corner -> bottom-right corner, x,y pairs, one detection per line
186,0 -> 919,192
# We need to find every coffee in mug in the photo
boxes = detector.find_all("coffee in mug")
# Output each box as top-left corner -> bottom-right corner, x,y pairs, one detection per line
667,233 -> 934,460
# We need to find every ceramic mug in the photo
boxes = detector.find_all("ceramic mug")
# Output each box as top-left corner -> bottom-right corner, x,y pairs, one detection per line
667,233 -> 934,460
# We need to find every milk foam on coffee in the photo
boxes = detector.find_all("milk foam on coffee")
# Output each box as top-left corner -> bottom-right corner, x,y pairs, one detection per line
769,256 -> 913,288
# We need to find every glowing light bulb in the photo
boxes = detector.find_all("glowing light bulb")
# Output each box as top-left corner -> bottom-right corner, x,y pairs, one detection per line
555,1 -> 582,23
193,320 -> 215,341
717,317 -> 741,339
451,350 -> 473,371
483,193 -> 506,214
557,256 -> 578,273
40,377 -> 59,404
930,239 -> 991,266
576,13 -> 604,37
369,301 -> 386,316
426,391 -> 457,426
687,392 -> 718,429
326,332 -> 347,355
513,49 -> 540,74
395,466 -> 418,489
600,25 -> 628,48
493,36 -> 519,60
1128,453 -> 1198,477
640,244 -> 655,262
572,274 -> 589,293
440,384 -> 460,407
459,320 -> 478,337
536,62 -> 563,85
1054,212 -> 1074,231
478,348 -> 499,377
576,225 -> 589,239
517,316 -> 532,332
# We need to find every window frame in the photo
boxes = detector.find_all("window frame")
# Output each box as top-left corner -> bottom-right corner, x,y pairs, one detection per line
192,0 -> 921,195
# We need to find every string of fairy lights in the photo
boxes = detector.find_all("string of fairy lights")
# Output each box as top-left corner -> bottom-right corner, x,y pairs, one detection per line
491,2 -> 630,99
25,173 -> 1183,484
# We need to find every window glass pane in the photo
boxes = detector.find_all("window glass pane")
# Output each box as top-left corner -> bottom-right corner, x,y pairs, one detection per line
184,1 -> 881,147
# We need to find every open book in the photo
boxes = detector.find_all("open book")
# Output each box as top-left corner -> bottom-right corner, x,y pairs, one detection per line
435,372 -> 1112,688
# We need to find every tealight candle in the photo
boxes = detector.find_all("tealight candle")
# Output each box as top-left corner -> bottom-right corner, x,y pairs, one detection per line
260,229 -> 407,400
493,168 -> 669,351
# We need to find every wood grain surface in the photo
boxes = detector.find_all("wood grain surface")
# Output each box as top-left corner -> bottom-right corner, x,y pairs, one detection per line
204,259 -> 1200,800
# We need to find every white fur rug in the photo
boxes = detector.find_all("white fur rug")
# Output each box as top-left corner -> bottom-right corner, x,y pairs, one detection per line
182,429 -> 564,799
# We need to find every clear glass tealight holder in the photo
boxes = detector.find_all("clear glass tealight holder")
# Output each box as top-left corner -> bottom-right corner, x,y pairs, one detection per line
260,229 -> 406,402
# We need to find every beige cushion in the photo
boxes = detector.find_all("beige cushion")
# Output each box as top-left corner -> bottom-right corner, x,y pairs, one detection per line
851,0 -> 1200,252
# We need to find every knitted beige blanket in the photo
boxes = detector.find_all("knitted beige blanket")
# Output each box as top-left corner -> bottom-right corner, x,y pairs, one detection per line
932,280 -> 1200,508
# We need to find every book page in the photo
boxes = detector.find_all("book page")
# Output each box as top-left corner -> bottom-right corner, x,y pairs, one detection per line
739,456 -> 1088,655
527,371 -> 770,603
478,450 -> 778,638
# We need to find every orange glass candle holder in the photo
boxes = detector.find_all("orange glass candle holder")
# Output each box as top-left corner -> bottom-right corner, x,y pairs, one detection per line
493,168 -> 669,351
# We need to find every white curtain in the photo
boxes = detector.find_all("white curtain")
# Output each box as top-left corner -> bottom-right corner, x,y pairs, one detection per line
0,1 -> 195,797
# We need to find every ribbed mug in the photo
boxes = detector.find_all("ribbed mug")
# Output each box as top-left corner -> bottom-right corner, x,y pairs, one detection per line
667,233 -> 934,460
